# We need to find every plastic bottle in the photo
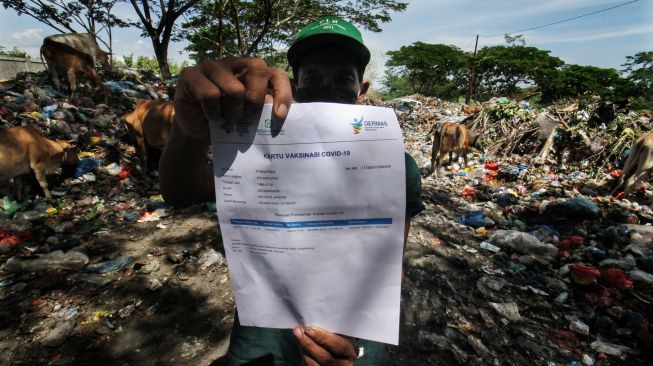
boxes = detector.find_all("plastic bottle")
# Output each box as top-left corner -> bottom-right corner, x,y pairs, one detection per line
4,250 -> 89,273
489,230 -> 559,258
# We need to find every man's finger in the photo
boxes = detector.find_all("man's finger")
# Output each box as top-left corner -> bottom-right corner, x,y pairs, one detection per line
268,67 -> 292,133
199,59 -> 247,129
304,326 -> 358,360
242,60 -> 272,107
301,355 -> 321,366
175,66 -> 222,135
293,326 -> 333,364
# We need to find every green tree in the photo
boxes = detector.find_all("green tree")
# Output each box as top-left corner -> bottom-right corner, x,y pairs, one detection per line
182,0 -> 408,64
621,51 -> 653,109
381,68 -> 412,98
540,64 -> 623,102
0,46 -> 29,58
475,45 -> 563,99
384,42 -> 468,97
1,1 -> 128,56
126,0 -> 202,79
112,54 -> 189,77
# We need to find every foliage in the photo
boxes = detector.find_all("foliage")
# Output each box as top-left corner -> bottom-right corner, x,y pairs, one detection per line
112,54 -> 189,77
475,45 -> 564,99
384,42 -> 468,98
1,1 -> 129,52
539,65 -> 624,103
0,46 -> 29,58
621,51 -> 653,109
182,0 -> 408,64
126,0 -> 201,79
380,69 -> 413,99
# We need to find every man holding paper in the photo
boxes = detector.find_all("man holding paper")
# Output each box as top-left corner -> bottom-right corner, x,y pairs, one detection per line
160,16 -> 423,366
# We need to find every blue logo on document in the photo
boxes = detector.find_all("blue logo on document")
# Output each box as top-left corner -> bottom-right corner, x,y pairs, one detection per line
351,116 -> 363,134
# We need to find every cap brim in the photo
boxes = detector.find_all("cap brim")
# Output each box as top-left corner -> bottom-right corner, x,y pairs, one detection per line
288,34 -> 371,69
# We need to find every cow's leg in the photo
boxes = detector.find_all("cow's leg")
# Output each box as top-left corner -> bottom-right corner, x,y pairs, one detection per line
430,132 -> 440,174
30,163 -> 52,200
136,136 -> 148,171
49,67 -> 64,93
462,148 -> 468,167
14,175 -> 23,202
66,68 -> 78,98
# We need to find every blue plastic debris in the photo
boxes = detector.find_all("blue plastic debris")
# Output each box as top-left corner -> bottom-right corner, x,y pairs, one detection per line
75,158 -> 101,178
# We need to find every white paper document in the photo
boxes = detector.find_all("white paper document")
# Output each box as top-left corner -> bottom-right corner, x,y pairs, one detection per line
211,103 -> 406,345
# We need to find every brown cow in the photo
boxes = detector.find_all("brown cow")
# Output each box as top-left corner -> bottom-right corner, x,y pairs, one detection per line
430,122 -> 479,173
462,105 -> 480,115
122,99 -> 174,170
612,133 -> 653,197
0,126 -> 78,200
43,33 -> 110,69
40,40 -> 107,102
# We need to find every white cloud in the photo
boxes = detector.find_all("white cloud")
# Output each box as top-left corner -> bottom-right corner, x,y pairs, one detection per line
8,28 -> 44,47
530,24 -> 653,44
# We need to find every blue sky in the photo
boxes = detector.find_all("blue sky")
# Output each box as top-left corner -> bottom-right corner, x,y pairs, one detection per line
1,0 -> 651,84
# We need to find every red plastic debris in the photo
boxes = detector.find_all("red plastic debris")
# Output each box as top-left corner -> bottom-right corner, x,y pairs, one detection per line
614,191 -> 625,200
601,268 -> 633,290
461,186 -> 477,200
484,162 -> 499,171
557,236 -> 585,251
0,229 -> 32,247
584,287 -> 620,307
549,330 -> 579,351
610,169 -> 623,178
118,165 -> 132,180
569,263 -> 601,285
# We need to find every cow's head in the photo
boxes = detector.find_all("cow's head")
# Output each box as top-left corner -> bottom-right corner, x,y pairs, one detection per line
469,131 -> 483,151
97,50 -> 112,70
54,140 -> 80,166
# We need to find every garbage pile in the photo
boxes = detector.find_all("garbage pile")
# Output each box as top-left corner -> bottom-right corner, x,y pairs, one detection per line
0,71 -> 234,365
395,95 -> 653,365
2,71 -> 653,365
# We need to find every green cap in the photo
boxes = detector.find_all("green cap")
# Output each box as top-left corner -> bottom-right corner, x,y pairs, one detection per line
287,16 -> 371,69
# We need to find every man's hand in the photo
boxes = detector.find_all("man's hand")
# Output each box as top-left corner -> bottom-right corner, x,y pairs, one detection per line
160,57 -> 292,207
293,326 -> 358,366
174,57 -> 292,139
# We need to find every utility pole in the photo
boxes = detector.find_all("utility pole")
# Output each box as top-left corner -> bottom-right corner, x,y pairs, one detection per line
466,34 -> 479,105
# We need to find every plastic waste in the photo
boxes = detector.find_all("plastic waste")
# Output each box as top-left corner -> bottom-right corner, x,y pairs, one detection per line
554,292 -> 569,306
461,211 -> 495,228
198,249 -> 225,270
100,162 -> 121,176
119,165 -> 132,180
489,230 -> 558,258
480,241 -> 501,253
629,269 -> 653,285
496,193 -> 518,206
569,264 -> 601,285
84,256 -> 134,274
561,197 -> 600,220
5,250 -> 89,273
590,339 -> 634,357
569,319 -> 590,336
0,196 -> 26,218
600,268 -> 633,290
75,158 -> 101,178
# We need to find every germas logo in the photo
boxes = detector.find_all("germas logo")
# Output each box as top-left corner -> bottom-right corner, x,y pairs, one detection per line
351,116 -> 363,134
